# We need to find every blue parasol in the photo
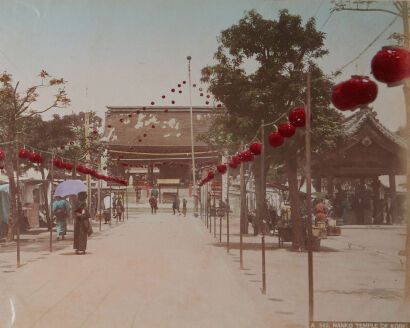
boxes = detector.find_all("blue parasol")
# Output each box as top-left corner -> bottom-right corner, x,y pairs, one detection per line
54,180 -> 87,198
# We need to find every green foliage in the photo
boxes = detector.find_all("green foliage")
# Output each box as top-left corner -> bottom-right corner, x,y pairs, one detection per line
200,9 -> 343,171
17,112 -> 105,172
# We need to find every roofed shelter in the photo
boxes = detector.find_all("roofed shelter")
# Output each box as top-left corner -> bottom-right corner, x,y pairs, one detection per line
312,106 -> 406,225
102,106 -> 219,202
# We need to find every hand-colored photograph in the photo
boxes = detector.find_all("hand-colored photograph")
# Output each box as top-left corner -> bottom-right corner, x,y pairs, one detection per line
0,1 -> 409,327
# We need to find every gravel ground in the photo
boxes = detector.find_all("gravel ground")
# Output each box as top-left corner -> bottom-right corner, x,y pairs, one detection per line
0,210 -> 408,328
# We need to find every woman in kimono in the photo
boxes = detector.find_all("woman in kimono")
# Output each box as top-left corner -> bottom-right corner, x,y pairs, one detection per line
73,192 -> 92,254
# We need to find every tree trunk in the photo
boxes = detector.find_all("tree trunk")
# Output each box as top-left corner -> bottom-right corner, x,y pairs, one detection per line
5,120 -> 17,241
252,155 -> 267,235
285,156 -> 304,250
40,166 -> 50,227
240,160 -> 248,234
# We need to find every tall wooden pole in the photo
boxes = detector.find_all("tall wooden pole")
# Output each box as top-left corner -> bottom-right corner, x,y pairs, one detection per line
226,164 -> 230,252
109,186 -> 112,226
98,163 -> 101,232
306,71 -> 314,322
16,141 -> 20,267
240,146 -> 245,269
187,56 -> 198,217
49,151 -> 54,253
84,112 -> 91,213
402,0 -> 410,303
260,120 -> 265,232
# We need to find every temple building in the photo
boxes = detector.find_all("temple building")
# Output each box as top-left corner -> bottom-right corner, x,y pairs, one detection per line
101,106 -> 219,203
312,106 -> 407,225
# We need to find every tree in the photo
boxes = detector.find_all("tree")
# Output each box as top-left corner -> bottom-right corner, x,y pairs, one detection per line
17,112 -> 104,227
331,0 -> 410,301
201,9 -> 343,249
0,71 -> 69,240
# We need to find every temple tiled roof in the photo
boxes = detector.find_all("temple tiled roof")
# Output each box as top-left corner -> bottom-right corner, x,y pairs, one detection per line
102,106 -> 215,149
341,106 -> 406,149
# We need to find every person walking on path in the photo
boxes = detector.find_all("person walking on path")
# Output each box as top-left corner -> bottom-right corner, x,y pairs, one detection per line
151,185 -> 159,199
115,197 -> 124,222
52,196 -> 71,241
73,192 -> 92,255
176,196 -> 181,215
172,197 -> 177,215
149,195 -> 158,214
182,198 -> 187,217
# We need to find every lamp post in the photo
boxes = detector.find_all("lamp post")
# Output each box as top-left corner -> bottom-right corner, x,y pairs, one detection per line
187,56 -> 198,216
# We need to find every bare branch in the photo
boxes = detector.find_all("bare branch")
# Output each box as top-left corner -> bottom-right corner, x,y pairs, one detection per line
17,102 -> 60,120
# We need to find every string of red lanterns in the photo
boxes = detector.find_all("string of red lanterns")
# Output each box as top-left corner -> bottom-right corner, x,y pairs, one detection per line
15,148 -> 128,186
199,107 -> 311,186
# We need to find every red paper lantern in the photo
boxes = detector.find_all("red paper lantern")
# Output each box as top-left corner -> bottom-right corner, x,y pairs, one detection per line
151,124 -> 155,128
179,90 -> 182,94
171,88 -> 175,92
278,123 -> 296,138
206,95 -> 210,98
120,118 -> 124,123
268,132 -> 284,147
249,143 -> 262,155
163,161 -> 167,165
217,104 -> 222,108
371,47 -> 410,86
0,150 -> 4,161
93,130 -> 97,134
107,124 -> 112,128
233,155 -> 241,165
76,165 -> 84,173
208,171 -> 215,179
128,114 -> 132,118
142,107 -> 146,111
19,149 -> 30,159
228,160 -> 237,169
162,95 -> 166,99
171,100 -> 175,104
193,84 -> 196,87
137,110 -> 141,114
29,153 -> 42,163
60,145 -> 65,150
138,139 -> 142,142
205,101 -> 209,105
180,163 -> 184,167
217,164 -> 227,174
151,101 -> 155,105
164,109 -> 168,113
65,163 -> 73,171
183,81 -> 186,84
122,163 -> 128,167
143,133 -> 147,137
103,166 -> 107,170
288,107 -> 312,128
53,158 -> 63,168
331,76 -> 378,111
200,93 -> 203,96
178,84 -> 181,87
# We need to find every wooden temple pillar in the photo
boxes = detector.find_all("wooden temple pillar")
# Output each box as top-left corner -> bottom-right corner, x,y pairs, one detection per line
372,177 -> 382,225
389,174 -> 398,224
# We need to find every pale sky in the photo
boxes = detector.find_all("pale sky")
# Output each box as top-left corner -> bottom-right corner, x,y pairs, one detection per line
0,0 -> 406,131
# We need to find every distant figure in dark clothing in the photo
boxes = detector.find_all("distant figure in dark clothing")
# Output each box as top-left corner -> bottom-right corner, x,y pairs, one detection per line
73,192 -> 92,255
182,199 -> 187,217
149,196 -> 158,214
